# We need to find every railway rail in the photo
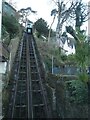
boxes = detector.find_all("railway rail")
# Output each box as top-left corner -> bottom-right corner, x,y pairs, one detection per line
7,33 -> 51,118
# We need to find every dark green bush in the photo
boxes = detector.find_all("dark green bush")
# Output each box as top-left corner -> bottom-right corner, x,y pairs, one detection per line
66,80 -> 88,104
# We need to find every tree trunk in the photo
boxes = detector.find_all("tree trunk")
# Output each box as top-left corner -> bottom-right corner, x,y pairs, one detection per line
48,16 -> 56,42
56,1 -> 64,51
56,22 -> 63,49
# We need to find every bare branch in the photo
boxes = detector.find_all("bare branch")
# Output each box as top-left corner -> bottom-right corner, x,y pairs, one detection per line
61,2 -> 78,17
52,0 -> 58,6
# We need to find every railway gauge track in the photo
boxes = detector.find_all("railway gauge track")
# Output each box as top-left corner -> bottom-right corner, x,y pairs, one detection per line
6,33 -> 51,118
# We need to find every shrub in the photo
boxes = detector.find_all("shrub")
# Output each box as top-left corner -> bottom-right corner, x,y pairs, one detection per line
66,80 -> 88,104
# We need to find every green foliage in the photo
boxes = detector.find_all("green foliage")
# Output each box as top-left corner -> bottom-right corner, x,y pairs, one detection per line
67,54 -> 76,61
67,26 -> 90,82
34,18 -> 49,37
75,28 -> 88,56
35,31 -> 41,38
87,40 -> 90,65
75,29 -> 88,82
61,55 -> 67,61
78,73 -> 88,83
44,55 -> 52,72
2,14 -> 19,39
66,80 -> 88,104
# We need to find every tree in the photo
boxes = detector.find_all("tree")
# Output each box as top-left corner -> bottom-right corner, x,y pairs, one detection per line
48,9 -> 58,42
75,1 -> 89,29
50,0 -> 89,50
34,18 -> 49,37
18,7 -> 36,26
50,0 -> 78,47
66,79 -> 88,104
65,0 -> 90,48
65,1 -> 90,83
66,26 -> 89,82
66,0 -> 90,72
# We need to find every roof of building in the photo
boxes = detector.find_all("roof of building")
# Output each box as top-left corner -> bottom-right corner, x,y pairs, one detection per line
4,2 -> 16,12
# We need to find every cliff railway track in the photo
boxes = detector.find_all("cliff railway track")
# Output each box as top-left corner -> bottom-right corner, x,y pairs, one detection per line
6,33 -> 51,118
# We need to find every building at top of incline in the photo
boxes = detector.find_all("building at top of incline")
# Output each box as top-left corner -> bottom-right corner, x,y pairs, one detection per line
3,1 -> 16,15
2,1 -> 19,19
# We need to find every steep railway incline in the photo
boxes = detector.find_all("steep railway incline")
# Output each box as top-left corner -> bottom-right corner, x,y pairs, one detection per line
7,33 -> 51,118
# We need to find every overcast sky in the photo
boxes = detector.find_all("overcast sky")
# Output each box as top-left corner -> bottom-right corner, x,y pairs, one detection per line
5,0 -> 56,29
5,0 -> 89,30
4,0 -> 90,54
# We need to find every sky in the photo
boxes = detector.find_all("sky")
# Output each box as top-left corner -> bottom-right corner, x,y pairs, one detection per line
5,0 -> 90,54
5,0 -> 90,31
5,0 -> 57,29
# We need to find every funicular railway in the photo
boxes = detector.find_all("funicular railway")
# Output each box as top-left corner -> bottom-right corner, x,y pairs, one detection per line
7,31 -> 51,118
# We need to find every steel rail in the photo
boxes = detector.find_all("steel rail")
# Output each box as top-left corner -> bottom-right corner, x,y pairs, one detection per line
30,35 -> 49,118
26,35 -> 33,118
11,39 -> 24,118
7,33 -> 51,118
8,37 -> 28,118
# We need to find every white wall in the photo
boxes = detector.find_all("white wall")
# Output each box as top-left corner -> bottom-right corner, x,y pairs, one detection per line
63,40 -> 75,55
